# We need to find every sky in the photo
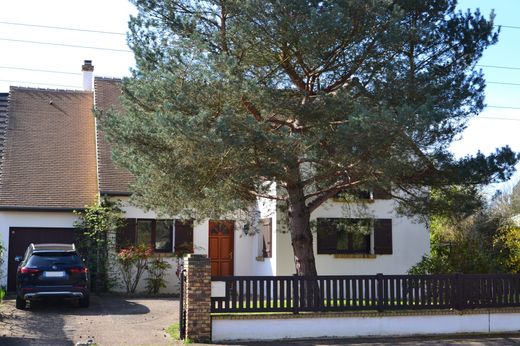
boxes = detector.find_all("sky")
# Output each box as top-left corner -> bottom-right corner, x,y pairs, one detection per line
0,0 -> 518,192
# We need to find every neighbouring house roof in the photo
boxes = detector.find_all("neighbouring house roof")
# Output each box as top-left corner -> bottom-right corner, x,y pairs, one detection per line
0,87 -> 99,209
94,77 -> 134,195
0,93 -> 9,174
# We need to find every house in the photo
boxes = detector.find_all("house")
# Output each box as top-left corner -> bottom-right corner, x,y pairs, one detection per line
0,61 -> 429,293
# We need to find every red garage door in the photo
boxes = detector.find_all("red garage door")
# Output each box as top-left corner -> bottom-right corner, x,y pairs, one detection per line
7,227 -> 76,291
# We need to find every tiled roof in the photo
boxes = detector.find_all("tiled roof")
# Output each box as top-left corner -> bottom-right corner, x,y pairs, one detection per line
0,87 -> 98,209
0,93 -> 8,175
94,77 -> 134,195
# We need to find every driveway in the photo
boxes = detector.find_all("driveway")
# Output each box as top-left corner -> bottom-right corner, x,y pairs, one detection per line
0,294 -> 179,346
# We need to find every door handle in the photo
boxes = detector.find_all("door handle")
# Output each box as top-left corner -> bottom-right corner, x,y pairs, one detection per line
229,251 -> 233,260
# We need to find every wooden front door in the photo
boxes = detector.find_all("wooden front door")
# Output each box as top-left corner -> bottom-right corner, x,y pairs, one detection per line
208,220 -> 234,276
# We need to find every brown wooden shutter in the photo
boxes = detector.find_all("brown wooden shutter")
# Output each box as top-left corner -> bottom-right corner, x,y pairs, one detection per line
116,218 -> 136,250
374,218 -> 392,254
175,220 -> 194,254
373,185 -> 392,200
260,218 -> 272,258
317,218 -> 337,254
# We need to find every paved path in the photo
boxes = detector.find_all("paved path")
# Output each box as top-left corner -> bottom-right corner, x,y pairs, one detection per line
0,295 -> 179,345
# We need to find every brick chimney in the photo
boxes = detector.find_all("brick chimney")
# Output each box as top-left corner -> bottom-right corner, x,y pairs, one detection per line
81,60 -> 94,91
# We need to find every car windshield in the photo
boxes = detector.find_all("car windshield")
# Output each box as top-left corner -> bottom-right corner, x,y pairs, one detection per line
27,252 -> 82,266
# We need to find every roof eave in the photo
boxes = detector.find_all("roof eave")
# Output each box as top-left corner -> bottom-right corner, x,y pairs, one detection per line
100,191 -> 132,197
0,206 -> 84,212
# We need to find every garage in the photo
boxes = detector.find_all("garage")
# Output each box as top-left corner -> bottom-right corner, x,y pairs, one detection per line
7,227 -> 76,291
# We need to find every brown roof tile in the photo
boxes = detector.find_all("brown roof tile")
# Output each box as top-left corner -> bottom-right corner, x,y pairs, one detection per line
0,87 -> 99,209
0,93 -> 9,174
94,77 -> 134,195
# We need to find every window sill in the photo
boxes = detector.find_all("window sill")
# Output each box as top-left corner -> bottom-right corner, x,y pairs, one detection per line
333,253 -> 376,259
331,198 -> 375,203
255,256 -> 272,262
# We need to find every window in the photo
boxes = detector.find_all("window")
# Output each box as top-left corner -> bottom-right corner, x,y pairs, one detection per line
333,185 -> 392,202
117,219 -> 173,252
137,220 -> 153,246
317,218 -> 392,255
334,188 -> 372,201
156,220 -> 174,252
260,218 -> 272,258
174,220 -> 194,255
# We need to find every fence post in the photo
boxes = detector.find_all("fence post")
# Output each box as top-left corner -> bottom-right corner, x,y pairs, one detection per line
376,273 -> 384,312
184,254 -> 212,342
292,274 -> 299,314
454,273 -> 465,310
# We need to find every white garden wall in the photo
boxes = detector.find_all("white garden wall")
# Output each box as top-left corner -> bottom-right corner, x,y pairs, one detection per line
212,311 -> 520,342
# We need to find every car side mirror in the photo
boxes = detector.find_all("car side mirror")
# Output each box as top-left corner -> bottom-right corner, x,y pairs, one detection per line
14,256 -> 22,262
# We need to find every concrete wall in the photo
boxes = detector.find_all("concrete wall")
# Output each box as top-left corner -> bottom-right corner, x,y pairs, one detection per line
0,211 -> 78,288
276,199 -> 430,276
212,311 -> 520,342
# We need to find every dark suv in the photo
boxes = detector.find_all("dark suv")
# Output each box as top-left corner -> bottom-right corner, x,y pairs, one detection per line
15,243 -> 90,309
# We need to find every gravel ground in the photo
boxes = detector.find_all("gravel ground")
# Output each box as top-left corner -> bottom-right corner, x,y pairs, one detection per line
0,294 -> 179,346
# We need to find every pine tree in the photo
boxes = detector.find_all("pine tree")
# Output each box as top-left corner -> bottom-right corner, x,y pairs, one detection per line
101,0 -> 519,276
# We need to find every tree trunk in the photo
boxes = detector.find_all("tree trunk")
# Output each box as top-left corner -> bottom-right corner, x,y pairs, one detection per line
287,184 -> 318,277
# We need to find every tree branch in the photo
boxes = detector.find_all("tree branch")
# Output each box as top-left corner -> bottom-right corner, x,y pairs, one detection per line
279,49 -> 311,93
306,179 -> 368,213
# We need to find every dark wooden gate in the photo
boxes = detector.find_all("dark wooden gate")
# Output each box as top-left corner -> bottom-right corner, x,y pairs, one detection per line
179,269 -> 187,340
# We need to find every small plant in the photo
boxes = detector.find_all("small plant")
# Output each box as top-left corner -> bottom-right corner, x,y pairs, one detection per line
166,322 -> 180,340
0,287 -> 5,304
145,255 -> 172,295
116,244 -> 153,294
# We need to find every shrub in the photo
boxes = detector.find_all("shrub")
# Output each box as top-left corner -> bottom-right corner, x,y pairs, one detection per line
145,256 -> 172,295
116,244 -> 153,294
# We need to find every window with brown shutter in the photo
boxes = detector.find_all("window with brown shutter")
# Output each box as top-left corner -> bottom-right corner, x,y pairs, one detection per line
116,218 -> 173,252
260,218 -> 272,258
174,220 -> 194,255
317,218 -> 338,254
116,218 -> 136,250
374,219 -> 393,254
373,185 -> 392,200
317,218 -> 381,255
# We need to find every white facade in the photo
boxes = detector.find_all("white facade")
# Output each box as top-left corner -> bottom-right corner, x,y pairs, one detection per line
189,195 -> 429,279
188,195 -> 429,279
276,199 -> 429,276
1,194 -> 429,293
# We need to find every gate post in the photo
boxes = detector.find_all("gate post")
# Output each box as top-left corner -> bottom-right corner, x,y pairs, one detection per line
183,254 -> 212,342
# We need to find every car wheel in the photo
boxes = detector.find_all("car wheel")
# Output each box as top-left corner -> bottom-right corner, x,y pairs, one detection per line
16,296 -> 26,310
79,295 -> 90,308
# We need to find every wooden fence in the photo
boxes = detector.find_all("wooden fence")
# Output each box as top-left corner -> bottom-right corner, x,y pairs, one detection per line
211,274 -> 520,313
